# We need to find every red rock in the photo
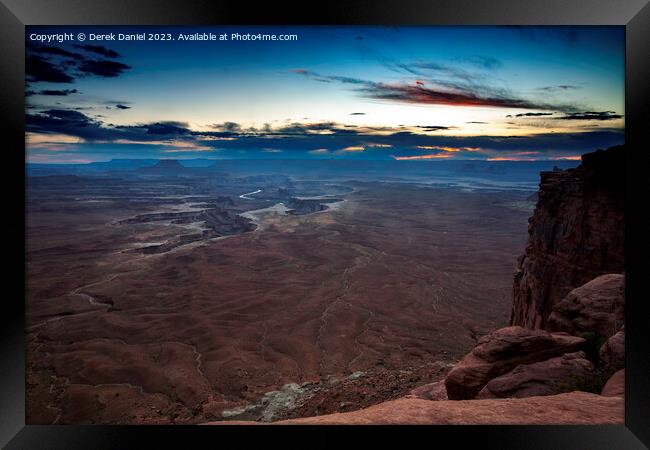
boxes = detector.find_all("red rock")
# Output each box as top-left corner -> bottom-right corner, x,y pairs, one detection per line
599,326 -> 625,371
547,274 -> 624,338
601,369 -> 624,397
511,145 -> 625,329
477,351 -> 594,399
444,326 -> 585,400
409,381 -> 447,400
205,392 -> 623,425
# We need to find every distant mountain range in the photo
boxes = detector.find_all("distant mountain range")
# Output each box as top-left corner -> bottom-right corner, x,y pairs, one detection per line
27,157 -> 582,184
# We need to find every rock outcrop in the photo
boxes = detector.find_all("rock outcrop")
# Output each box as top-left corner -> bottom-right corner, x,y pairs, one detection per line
599,327 -> 625,371
207,392 -> 623,425
511,145 -> 625,329
601,369 -> 625,397
409,381 -> 448,400
286,197 -> 342,215
546,274 -> 625,337
138,159 -> 185,175
476,351 -> 594,399
547,274 -> 625,339
444,326 -> 585,400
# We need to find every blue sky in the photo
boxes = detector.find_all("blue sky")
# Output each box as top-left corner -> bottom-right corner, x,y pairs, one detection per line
25,26 -> 624,163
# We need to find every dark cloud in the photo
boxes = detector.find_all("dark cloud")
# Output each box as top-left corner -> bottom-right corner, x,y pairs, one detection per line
26,109 -> 623,159
538,85 -> 580,92
507,112 -> 555,118
399,61 -> 478,84
249,121 -> 363,137
77,59 -> 131,78
210,122 -> 242,133
26,55 -> 75,83
28,45 -> 83,60
115,104 -> 131,109
27,109 -> 191,142
460,55 -> 503,70
357,49 -> 503,95
292,69 -> 578,112
415,125 -> 455,131
350,112 -> 365,115
26,44 -> 131,84
26,89 -> 79,96
556,111 -> 623,121
27,108 -> 106,140
142,122 -> 190,135
196,127 -> 622,159
466,121 -> 487,124
358,82 -> 565,110
290,69 -> 368,85
226,128 -> 618,156
43,109 -> 89,120
355,46 -> 482,85
76,44 -> 120,58
112,121 -> 191,138
343,48 -> 593,115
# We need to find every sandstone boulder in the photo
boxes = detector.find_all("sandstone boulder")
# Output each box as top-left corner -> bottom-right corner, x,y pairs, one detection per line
547,274 -> 624,338
409,381 -> 447,400
477,351 -> 594,399
599,326 -> 625,371
601,369 -> 625,397
444,326 -> 585,400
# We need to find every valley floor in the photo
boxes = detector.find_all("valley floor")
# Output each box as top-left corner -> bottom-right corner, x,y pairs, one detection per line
26,178 -> 532,424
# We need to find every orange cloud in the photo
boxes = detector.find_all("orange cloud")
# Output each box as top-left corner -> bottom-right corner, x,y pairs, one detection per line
488,153 -> 581,161
487,157 -> 537,161
366,143 -> 392,148
392,153 -> 453,160
415,146 -> 482,153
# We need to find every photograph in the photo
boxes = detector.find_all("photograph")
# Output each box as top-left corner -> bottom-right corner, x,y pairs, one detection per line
23,25 -> 629,426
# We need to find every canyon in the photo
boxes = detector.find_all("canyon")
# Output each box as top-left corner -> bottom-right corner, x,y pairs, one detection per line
25,149 -> 624,425
208,145 -> 626,424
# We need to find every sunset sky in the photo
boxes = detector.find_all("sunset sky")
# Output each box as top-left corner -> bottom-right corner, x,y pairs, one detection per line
25,26 -> 624,163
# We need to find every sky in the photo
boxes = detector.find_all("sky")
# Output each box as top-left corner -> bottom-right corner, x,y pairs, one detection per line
25,26 -> 625,163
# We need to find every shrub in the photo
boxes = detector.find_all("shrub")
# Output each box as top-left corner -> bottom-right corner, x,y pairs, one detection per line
577,331 -> 608,363
555,365 -> 618,395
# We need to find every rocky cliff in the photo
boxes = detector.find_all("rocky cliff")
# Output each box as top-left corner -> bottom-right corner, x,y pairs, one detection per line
511,145 -> 625,329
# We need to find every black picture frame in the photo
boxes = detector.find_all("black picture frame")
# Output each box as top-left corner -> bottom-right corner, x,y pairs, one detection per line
2,0 -> 648,448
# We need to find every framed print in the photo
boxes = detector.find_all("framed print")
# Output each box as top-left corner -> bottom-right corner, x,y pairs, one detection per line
1,0 -> 648,448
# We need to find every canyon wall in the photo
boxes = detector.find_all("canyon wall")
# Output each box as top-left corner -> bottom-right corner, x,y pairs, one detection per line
510,145 -> 625,329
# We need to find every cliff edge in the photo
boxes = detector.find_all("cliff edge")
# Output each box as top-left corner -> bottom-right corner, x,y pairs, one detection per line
511,145 -> 625,329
